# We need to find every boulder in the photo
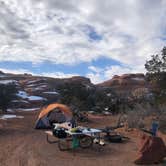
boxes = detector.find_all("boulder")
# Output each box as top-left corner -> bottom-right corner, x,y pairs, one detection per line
134,134 -> 166,165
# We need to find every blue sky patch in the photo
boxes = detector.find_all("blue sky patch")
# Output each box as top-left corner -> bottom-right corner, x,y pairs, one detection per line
81,24 -> 102,41
0,57 -> 122,76
88,29 -> 102,41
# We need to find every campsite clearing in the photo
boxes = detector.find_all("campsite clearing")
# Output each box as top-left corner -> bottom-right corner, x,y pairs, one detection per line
0,111 -> 166,166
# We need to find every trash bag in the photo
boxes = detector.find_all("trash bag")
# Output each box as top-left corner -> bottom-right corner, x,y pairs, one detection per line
53,128 -> 67,138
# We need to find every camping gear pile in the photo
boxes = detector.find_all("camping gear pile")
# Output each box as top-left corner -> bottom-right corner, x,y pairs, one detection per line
35,103 -> 129,151
46,124 -> 103,151
35,103 -> 104,150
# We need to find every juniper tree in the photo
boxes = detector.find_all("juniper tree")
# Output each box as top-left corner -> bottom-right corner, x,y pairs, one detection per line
0,83 -> 18,112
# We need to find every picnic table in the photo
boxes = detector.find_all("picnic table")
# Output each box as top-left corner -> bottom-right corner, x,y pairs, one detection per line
46,127 -> 103,151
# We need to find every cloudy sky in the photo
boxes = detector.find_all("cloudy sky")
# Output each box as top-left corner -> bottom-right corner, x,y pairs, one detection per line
0,0 -> 165,83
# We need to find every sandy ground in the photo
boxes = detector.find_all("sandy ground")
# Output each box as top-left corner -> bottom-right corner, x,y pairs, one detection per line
0,111 -> 166,166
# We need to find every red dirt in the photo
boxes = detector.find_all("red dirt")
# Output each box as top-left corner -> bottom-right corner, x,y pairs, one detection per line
0,111 -> 165,166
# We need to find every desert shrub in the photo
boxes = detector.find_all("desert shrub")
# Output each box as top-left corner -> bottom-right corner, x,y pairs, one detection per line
126,111 -> 145,129
72,110 -> 89,122
155,106 -> 166,133
122,103 -> 166,133
158,115 -> 166,133
57,82 -> 119,113
123,103 -> 155,129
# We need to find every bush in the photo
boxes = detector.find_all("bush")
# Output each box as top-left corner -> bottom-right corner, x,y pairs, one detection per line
122,103 -> 154,129
155,106 -> 166,133
121,103 -> 166,133
126,111 -> 145,129
57,82 -> 119,114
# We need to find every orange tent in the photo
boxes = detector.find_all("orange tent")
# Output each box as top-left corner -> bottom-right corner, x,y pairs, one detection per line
35,103 -> 73,129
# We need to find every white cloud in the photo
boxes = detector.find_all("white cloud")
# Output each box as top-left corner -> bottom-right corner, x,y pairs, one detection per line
88,66 -> 102,73
104,66 -> 142,79
0,67 -> 79,79
40,72 -> 79,78
0,68 -> 33,75
86,72 -> 104,84
87,64 -> 146,84
0,0 -> 165,73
